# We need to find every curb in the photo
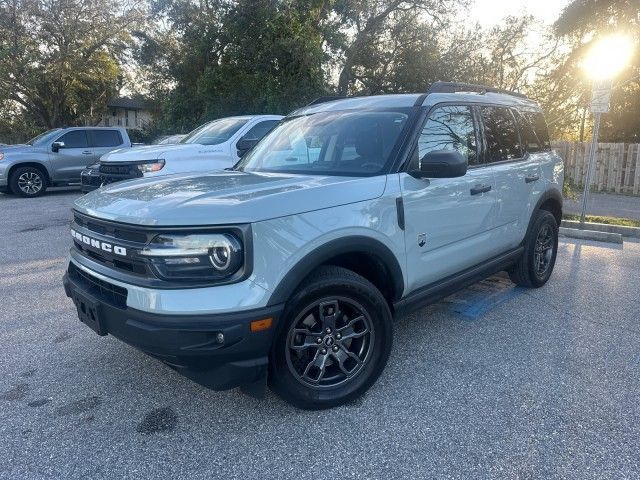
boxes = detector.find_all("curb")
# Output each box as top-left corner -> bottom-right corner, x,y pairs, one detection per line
561,220 -> 640,238
559,227 -> 623,244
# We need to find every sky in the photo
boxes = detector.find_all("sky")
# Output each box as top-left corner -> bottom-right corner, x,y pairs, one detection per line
469,0 -> 570,27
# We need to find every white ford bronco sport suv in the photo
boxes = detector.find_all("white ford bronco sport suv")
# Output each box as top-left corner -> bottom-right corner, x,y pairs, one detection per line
63,82 -> 563,409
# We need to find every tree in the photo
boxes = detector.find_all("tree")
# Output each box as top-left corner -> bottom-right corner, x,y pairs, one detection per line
331,0 -> 460,95
553,0 -> 640,142
137,0 -> 328,132
0,0 -> 147,129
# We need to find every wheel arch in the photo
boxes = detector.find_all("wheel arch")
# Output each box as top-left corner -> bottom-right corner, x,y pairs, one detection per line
267,236 -> 405,308
8,162 -> 51,185
535,188 -> 563,226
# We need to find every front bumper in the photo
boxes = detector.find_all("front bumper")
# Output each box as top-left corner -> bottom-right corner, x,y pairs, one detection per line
63,264 -> 283,391
0,163 -> 8,187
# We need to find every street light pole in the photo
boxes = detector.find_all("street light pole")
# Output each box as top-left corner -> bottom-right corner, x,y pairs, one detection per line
579,111 -> 602,228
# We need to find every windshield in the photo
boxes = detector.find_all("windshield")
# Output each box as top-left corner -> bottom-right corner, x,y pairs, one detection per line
27,129 -> 63,146
180,118 -> 249,146
235,110 -> 410,176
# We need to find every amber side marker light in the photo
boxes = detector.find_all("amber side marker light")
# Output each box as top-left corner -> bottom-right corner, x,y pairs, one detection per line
250,317 -> 273,332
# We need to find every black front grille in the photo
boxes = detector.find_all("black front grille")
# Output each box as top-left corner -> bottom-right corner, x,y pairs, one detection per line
74,213 -> 148,244
72,212 -> 151,276
99,163 -> 139,176
69,263 -> 127,309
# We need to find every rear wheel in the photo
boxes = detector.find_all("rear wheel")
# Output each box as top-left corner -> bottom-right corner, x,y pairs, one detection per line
269,266 -> 392,409
509,210 -> 558,288
9,166 -> 48,197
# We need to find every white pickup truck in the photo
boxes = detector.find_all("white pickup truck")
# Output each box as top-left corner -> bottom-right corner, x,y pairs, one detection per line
81,115 -> 282,192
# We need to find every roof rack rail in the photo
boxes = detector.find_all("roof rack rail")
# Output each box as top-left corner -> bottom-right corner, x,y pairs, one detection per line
414,81 -> 529,105
306,96 -> 347,106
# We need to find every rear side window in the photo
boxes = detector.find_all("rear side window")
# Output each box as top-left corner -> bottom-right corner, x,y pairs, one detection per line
514,111 -> 542,153
90,130 -> 123,148
521,111 -> 551,151
241,120 -> 280,141
480,106 -> 522,162
57,130 -> 89,149
412,105 -> 478,168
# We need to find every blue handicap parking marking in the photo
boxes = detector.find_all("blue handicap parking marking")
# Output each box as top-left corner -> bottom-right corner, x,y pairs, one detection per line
443,273 -> 523,321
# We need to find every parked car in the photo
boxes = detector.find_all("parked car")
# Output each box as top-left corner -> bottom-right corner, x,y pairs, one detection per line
80,115 -> 282,192
63,82 -> 562,409
0,127 -> 131,197
153,134 -> 187,145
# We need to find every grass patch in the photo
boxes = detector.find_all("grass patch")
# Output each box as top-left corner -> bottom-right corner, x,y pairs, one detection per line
563,214 -> 640,228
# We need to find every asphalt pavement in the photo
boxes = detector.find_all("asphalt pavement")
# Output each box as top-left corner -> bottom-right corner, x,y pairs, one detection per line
1,190 -> 639,479
563,191 -> 640,221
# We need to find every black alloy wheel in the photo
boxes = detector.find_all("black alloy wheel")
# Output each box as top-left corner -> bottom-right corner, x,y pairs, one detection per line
285,297 -> 374,388
270,266 -> 393,409
509,209 -> 558,288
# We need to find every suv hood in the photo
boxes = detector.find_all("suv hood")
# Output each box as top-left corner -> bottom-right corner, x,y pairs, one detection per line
74,171 -> 387,226
101,143 -> 211,162
0,144 -> 35,154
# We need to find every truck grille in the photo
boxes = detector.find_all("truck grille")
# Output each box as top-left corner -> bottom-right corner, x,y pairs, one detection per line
99,163 -> 140,176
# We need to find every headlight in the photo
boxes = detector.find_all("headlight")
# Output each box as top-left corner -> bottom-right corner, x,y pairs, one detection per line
140,233 -> 243,281
0,152 -> 4,161
137,159 -> 165,173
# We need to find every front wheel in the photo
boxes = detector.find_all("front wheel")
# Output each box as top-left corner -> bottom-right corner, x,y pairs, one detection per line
509,210 -> 558,288
9,166 -> 48,197
269,266 -> 393,409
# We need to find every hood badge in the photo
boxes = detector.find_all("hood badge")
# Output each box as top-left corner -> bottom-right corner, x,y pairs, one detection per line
417,233 -> 427,248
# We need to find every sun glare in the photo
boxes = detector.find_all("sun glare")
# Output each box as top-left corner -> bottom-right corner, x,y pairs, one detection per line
583,34 -> 634,80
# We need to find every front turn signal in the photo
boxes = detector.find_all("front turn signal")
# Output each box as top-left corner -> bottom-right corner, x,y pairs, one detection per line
250,318 -> 273,332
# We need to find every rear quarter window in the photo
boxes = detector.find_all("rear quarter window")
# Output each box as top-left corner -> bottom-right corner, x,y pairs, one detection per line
521,111 -> 551,151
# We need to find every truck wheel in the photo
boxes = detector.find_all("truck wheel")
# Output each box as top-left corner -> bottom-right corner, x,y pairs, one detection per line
270,266 -> 393,410
9,166 -> 48,197
509,210 -> 558,288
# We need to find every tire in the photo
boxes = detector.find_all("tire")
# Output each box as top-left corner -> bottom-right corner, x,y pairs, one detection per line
509,209 -> 558,288
9,166 -> 48,197
269,265 -> 393,410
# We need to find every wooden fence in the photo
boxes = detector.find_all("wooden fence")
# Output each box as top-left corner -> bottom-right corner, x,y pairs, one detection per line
553,141 -> 640,195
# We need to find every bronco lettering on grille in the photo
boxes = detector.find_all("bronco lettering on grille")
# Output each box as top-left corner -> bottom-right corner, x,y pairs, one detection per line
71,229 -> 127,256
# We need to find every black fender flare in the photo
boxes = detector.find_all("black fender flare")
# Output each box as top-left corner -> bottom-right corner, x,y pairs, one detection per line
267,235 -> 405,306
534,188 -> 563,213
524,188 -> 563,242
533,188 -> 563,223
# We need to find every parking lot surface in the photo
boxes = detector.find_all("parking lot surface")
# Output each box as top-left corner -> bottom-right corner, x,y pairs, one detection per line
564,191 -> 640,221
1,190 -> 639,479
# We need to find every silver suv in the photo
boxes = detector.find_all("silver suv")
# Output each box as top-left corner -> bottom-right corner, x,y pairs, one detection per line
0,127 -> 130,197
63,82 -> 563,409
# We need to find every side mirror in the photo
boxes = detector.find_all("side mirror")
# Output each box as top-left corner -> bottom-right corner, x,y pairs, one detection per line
236,137 -> 259,157
51,141 -> 65,153
410,150 -> 467,178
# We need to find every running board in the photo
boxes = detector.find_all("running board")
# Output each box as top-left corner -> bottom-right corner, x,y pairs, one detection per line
393,247 -> 524,317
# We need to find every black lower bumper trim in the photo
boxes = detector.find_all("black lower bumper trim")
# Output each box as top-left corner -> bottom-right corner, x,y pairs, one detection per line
63,268 -> 283,391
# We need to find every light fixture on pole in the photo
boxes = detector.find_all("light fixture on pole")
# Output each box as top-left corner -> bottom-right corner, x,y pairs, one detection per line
579,35 -> 634,228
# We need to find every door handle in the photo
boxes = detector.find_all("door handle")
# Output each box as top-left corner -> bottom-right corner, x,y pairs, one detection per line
470,184 -> 492,195
525,175 -> 540,183
82,151 -> 93,155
